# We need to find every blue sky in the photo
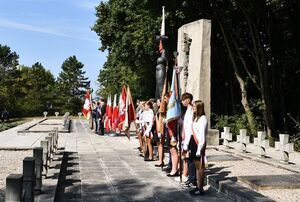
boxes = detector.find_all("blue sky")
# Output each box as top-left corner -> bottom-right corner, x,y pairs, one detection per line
0,0 -> 107,93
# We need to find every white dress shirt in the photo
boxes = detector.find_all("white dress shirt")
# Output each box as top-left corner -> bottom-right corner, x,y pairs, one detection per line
183,105 -> 193,151
135,109 -> 154,137
192,115 -> 208,156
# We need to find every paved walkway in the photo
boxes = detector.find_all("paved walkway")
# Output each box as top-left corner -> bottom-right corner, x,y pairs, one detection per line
57,119 -> 232,201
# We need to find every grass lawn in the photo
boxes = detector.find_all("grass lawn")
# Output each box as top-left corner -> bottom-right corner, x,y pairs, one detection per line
0,118 -> 32,132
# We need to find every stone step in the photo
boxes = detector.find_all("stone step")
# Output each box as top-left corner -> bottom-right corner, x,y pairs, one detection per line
207,175 -> 274,202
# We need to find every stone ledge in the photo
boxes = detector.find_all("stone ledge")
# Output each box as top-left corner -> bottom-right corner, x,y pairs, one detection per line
219,179 -> 274,202
17,118 -> 47,133
238,174 -> 300,190
218,147 -> 300,174
207,175 -> 274,202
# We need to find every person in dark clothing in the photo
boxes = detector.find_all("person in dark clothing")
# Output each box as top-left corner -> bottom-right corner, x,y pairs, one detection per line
93,102 -> 100,134
99,98 -> 106,135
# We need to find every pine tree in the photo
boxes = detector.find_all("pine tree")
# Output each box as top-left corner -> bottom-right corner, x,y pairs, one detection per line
57,56 -> 90,115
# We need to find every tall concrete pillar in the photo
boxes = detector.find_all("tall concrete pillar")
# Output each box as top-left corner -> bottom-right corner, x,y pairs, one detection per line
23,157 -> 35,202
177,19 -> 211,127
33,147 -> 43,194
6,174 -> 23,202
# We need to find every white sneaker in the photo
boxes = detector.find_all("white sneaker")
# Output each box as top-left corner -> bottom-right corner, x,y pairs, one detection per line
174,175 -> 188,182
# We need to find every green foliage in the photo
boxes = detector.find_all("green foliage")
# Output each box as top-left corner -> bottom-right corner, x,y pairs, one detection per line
0,118 -> 29,132
92,0 -> 158,99
15,63 -> 56,116
93,0 -> 300,139
57,56 -> 90,115
0,44 -> 20,112
0,44 -> 90,118
291,139 -> 300,152
213,113 -> 251,140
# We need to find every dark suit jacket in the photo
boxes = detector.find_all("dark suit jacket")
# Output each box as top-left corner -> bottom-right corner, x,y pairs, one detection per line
100,104 -> 106,120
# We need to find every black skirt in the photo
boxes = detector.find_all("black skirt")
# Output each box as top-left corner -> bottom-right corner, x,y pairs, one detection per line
189,135 -> 200,160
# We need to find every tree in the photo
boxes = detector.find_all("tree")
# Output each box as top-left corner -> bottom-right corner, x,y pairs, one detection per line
17,63 -> 56,116
57,56 -> 90,115
92,0 -> 159,99
0,44 -> 19,114
93,0 -> 300,140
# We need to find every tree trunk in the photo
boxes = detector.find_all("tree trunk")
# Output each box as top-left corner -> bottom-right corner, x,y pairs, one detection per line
235,0 -> 274,138
235,73 -> 257,136
216,18 -> 257,136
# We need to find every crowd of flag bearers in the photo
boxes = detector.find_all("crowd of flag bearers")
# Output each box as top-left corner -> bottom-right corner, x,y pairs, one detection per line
82,69 -> 208,196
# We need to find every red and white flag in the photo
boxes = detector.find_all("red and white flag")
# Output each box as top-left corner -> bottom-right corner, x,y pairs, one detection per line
111,94 -> 119,131
124,86 -> 136,139
118,86 -> 127,130
105,95 -> 112,132
82,90 -> 91,119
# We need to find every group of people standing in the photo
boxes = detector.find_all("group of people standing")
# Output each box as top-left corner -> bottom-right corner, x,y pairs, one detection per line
91,98 -> 106,135
134,93 -> 207,196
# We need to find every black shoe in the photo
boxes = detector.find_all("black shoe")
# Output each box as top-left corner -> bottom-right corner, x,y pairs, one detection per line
154,163 -> 164,167
144,158 -> 154,161
167,171 -> 179,177
189,188 -> 204,196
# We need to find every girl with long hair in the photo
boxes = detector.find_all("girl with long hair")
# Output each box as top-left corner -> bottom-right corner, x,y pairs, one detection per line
189,100 -> 207,195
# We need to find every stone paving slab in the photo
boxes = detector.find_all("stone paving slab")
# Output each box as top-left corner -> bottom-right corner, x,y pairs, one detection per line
238,174 -> 300,190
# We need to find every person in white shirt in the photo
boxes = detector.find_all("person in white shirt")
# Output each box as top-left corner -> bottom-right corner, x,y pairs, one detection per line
189,100 -> 207,196
137,100 -> 155,161
135,101 -> 145,153
176,93 -> 197,187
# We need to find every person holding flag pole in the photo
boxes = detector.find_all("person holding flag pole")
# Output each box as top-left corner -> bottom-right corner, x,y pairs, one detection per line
165,66 -> 182,177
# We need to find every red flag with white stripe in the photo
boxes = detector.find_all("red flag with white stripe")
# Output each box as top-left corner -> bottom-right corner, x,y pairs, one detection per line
118,86 -> 127,130
112,94 -> 119,131
82,90 -> 91,118
124,86 -> 136,139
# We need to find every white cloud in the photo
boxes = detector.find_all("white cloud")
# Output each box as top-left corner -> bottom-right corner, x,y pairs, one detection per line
0,18 -> 98,42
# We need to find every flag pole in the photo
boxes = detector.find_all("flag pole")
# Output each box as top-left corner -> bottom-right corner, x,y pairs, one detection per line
174,52 -> 182,184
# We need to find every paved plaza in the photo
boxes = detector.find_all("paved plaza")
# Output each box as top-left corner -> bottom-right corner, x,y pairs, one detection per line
55,119 -> 231,201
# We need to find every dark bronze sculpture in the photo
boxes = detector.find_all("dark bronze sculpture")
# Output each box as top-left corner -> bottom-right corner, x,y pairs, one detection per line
155,36 -> 168,99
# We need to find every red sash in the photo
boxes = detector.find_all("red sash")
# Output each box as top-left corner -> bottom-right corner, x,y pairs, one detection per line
192,125 -> 206,166
181,123 -> 185,141
191,126 -> 199,145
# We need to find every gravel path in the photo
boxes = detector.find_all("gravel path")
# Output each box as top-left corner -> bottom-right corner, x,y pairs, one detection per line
0,150 -> 32,200
206,148 -> 300,202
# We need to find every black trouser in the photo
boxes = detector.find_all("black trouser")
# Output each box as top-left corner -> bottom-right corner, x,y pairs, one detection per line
99,119 -> 105,135
94,118 -> 98,133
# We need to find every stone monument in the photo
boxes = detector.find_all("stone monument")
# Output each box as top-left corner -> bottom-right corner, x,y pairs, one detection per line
177,19 -> 211,126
